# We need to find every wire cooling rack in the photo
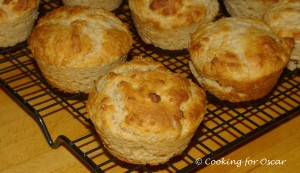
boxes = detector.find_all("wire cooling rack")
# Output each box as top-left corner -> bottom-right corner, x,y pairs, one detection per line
1,0 -> 300,172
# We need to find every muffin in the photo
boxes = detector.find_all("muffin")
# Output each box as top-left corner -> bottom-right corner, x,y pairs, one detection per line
87,57 -> 207,165
263,0 -> 300,70
189,17 -> 294,102
128,0 -> 219,50
223,0 -> 279,19
0,0 -> 40,47
62,0 -> 123,11
28,6 -> 132,93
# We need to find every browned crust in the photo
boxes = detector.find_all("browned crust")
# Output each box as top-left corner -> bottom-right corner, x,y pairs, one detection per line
149,0 -> 183,16
189,18 -> 294,102
128,0 -> 212,29
28,6 -> 132,68
87,57 -> 207,164
0,0 -> 39,19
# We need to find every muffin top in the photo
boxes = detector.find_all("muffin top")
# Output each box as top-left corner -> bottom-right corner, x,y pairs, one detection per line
28,6 -> 132,68
128,0 -> 219,29
224,0 -> 278,19
87,57 -> 206,140
0,0 -> 40,20
263,0 -> 300,40
189,17 -> 294,82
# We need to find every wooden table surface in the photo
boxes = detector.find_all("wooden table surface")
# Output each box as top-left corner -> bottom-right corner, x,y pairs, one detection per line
0,87 -> 299,173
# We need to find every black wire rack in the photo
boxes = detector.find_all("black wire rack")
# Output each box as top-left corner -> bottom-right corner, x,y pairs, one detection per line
1,0 -> 300,172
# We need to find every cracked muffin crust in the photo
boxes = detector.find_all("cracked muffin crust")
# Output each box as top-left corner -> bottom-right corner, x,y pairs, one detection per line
87,57 -> 207,165
263,0 -> 300,70
189,17 -> 294,102
28,6 -> 132,93
0,0 -> 40,47
128,0 -> 219,50
223,0 -> 279,19
62,0 -> 123,11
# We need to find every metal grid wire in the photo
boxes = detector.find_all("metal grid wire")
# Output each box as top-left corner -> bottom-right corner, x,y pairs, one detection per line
1,0 -> 300,172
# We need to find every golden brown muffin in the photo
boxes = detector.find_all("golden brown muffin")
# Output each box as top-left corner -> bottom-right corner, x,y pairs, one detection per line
87,57 -> 207,165
224,0 -> 279,19
263,0 -> 300,70
0,0 -> 40,47
62,0 -> 123,11
28,6 -> 132,93
128,0 -> 219,50
189,17 -> 294,102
